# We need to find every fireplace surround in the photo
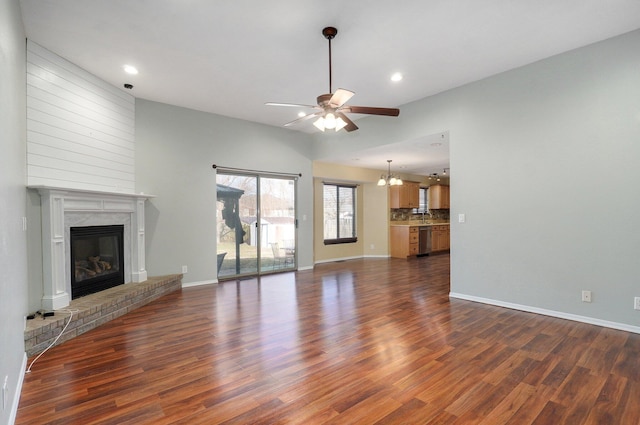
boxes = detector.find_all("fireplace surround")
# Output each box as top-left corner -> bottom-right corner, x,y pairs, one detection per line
32,187 -> 153,310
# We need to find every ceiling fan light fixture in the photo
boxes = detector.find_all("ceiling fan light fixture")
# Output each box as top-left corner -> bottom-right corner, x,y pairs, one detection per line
313,117 -> 326,132
313,113 -> 347,132
377,176 -> 387,186
266,26 -> 400,132
324,112 -> 337,129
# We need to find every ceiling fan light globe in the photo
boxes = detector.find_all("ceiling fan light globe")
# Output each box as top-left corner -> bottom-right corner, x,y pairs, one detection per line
324,113 -> 337,129
313,117 -> 326,131
335,117 -> 347,131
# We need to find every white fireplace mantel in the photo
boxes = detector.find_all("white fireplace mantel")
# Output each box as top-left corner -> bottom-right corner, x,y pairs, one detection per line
30,186 -> 154,310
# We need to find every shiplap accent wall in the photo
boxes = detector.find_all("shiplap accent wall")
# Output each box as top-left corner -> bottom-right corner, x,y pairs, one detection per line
27,41 -> 136,193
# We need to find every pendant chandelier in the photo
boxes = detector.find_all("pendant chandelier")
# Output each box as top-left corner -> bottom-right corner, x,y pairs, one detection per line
377,160 -> 403,186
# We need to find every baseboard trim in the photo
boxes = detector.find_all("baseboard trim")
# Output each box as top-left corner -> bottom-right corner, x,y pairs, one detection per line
314,255 -> 363,265
182,279 -> 217,288
9,353 -> 27,425
449,292 -> 640,334
315,255 -> 390,265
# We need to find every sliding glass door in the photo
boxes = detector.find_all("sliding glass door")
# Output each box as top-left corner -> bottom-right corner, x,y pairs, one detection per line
216,172 -> 297,279
259,177 -> 296,272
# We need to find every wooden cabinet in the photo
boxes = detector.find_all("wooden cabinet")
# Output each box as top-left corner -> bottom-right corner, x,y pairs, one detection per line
407,182 -> 420,208
390,226 -> 419,258
431,225 -> 450,252
428,185 -> 450,209
390,181 -> 420,209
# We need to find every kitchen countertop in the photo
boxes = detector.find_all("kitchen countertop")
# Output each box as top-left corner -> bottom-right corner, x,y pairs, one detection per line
390,221 -> 450,227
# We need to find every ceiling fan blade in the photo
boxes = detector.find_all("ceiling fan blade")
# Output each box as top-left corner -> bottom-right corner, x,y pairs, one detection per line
283,111 -> 323,127
328,88 -> 355,108
336,112 -> 358,132
341,106 -> 400,116
265,102 -> 320,109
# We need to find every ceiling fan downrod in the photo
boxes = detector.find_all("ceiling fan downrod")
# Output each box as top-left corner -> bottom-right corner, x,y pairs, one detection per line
322,27 -> 338,94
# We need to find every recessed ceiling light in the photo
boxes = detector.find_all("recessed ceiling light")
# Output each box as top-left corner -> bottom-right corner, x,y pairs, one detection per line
297,111 -> 306,117
390,72 -> 403,82
123,65 -> 138,75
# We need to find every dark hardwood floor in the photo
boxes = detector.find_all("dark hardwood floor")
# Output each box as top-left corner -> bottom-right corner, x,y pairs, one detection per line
17,254 -> 640,424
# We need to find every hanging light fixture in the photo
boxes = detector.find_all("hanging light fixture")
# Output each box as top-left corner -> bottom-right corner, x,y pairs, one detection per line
377,160 -> 403,186
313,111 -> 348,132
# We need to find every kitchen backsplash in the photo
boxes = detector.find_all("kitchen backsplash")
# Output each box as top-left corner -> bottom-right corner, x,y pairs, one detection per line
390,209 -> 450,221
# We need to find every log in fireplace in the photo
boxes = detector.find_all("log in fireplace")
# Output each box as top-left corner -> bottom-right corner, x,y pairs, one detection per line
70,225 -> 125,299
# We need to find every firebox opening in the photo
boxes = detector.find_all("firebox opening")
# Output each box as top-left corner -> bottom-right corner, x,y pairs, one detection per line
70,225 -> 125,299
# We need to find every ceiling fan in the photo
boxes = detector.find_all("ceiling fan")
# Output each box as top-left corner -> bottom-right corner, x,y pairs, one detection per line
266,27 -> 400,132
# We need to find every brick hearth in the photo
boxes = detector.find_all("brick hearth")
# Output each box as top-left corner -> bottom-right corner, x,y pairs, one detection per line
25,274 -> 183,357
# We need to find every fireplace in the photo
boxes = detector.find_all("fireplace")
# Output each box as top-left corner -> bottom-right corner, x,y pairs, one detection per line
71,225 -> 125,299
31,186 -> 152,310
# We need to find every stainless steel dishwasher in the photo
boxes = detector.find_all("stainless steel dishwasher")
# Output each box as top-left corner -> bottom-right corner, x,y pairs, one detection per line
418,226 -> 431,256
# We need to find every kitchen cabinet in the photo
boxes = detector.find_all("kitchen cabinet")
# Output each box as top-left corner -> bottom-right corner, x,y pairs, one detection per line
428,184 -> 450,209
390,226 -> 419,258
390,181 -> 420,209
430,225 -> 450,252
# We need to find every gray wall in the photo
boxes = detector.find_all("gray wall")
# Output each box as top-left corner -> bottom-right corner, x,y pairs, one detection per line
314,29 -> 640,328
135,100 -> 314,284
0,0 -> 28,422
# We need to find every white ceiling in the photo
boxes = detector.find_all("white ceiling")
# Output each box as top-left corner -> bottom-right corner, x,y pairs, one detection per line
20,0 -> 640,177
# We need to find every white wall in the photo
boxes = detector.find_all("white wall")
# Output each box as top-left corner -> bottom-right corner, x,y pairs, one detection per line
135,99 -> 314,284
312,29 -> 640,329
25,42 -> 138,312
0,0 -> 28,423
26,41 -> 136,193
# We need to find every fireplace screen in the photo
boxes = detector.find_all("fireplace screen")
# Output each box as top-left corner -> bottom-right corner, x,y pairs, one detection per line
70,225 -> 125,299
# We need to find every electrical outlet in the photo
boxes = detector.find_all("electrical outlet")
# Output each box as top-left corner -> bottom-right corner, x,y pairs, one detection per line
182,265 -> 188,274
582,290 -> 592,303
634,297 -> 640,310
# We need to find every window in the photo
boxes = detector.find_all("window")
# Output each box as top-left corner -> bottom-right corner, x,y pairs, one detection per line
414,187 -> 429,213
323,183 -> 357,244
